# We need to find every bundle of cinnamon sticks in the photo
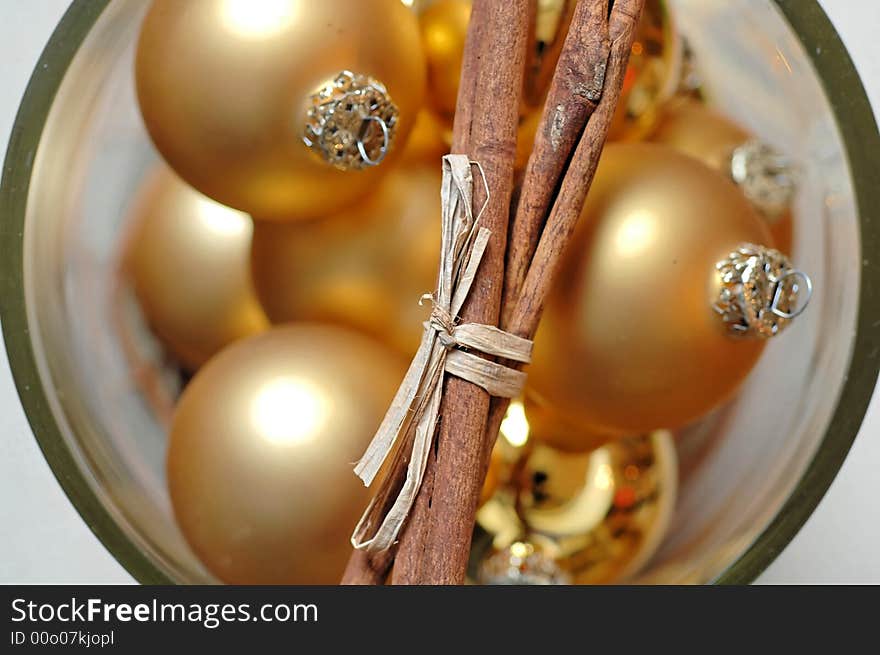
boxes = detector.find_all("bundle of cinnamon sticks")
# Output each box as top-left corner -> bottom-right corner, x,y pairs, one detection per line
343,0 -> 645,585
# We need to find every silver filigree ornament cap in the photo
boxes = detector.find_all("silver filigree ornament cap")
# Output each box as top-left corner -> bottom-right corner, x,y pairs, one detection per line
478,542 -> 571,585
714,243 -> 813,339
728,140 -> 799,221
302,70 -> 399,171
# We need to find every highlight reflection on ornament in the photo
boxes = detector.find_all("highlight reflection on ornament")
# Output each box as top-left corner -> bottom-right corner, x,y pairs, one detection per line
527,143 -> 775,439
120,166 -> 268,371
167,324 -> 405,584
136,0 -> 426,220
477,426 -> 678,585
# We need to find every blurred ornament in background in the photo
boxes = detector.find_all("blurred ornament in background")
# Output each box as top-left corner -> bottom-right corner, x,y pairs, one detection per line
522,396 -> 617,455
650,97 -> 797,252
527,143 -> 779,439
120,166 -> 268,372
477,429 -> 677,584
419,0 -> 470,126
607,0 -> 682,142
250,161 -> 441,358
167,324 -> 405,584
479,541 -> 571,585
136,0 -> 426,220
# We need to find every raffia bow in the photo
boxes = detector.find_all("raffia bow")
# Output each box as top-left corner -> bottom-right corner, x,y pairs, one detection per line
351,154 -> 533,552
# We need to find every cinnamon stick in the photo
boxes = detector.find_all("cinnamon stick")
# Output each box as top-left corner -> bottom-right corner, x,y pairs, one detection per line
485,0 -> 645,464
340,0 -> 525,585
341,0 -> 643,585
390,0 -> 532,585
503,0 -> 611,326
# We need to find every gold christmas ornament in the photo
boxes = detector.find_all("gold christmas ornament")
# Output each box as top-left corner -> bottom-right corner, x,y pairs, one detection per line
120,166 -> 268,371
419,0 -> 470,125
250,162 -> 441,357
650,98 -> 797,251
527,143 -> 777,441
136,0 -> 426,221
477,431 -> 677,584
607,0 -> 681,142
167,324 -> 405,584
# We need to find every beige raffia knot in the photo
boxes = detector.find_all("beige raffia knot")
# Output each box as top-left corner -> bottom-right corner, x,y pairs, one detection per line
351,154 -> 533,553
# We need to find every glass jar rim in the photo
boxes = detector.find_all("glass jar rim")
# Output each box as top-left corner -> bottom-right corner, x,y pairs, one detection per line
1,0 -> 878,585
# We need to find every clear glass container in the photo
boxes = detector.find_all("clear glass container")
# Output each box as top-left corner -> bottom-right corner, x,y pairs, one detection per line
1,0 -> 878,583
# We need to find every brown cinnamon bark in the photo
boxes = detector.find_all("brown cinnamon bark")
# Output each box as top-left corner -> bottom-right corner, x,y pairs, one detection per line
340,0 -> 526,585
341,0 -> 644,585
391,0 -> 532,585
502,0 -> 611,326
486,0 -> 646,463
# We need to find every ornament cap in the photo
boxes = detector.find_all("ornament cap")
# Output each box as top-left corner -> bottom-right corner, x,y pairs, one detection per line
714,243 -> 812,339
478,542 -> 571,585
728,140 -> 799,220
303,70 -> 400,171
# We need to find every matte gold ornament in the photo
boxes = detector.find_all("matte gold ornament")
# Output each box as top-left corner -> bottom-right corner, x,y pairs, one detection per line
250,162 -> 441,358
526,143 -> 775,442
136,0 -> 426,221
167,324 -> 405,584
477,431 -> 677,584
120,166 -> 268,371
650,98 -> 797,252
607,0 -> 681,142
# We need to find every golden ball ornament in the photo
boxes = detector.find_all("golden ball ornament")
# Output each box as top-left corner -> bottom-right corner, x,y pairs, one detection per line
419,0 -> 471,125
651,97 -> 796,252
120,166 -> 268,371
167,324 -> 405,584
477,432 -> 677,584
526,143 -> 774,443
250,162 -> 441,358
607,0 -> 681,142
136,0 -> 427,221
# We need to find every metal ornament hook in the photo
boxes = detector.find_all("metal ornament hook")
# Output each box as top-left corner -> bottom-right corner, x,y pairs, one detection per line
771,269 -> 813,319
356,115 -> 390,167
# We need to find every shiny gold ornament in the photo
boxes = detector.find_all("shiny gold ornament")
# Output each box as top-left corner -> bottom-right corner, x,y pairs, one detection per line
527,144 -> 773,442
608,0 -> 681,142
477,431 -> 677,584
167,324 -> 405,584
419,0 -> 470,125
251,162 -> 441,358
650,98 -> 796,252
120,166 -> 268,371
136,0 -> 426,221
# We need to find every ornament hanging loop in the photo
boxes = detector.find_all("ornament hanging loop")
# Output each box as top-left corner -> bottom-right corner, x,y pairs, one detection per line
771,269 -> 813,319
357,115 -> 391,167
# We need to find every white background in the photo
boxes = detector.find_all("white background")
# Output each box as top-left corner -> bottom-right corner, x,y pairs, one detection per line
1,0 -> 878,584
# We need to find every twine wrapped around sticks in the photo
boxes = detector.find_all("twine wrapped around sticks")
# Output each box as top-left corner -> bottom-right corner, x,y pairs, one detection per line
351,154 -> 533,553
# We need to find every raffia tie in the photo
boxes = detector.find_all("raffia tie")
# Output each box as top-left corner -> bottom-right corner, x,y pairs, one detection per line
351,154 -> 533,553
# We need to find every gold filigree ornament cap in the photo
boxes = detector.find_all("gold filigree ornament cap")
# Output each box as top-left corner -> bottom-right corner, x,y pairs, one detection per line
303,71 -> 400,171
